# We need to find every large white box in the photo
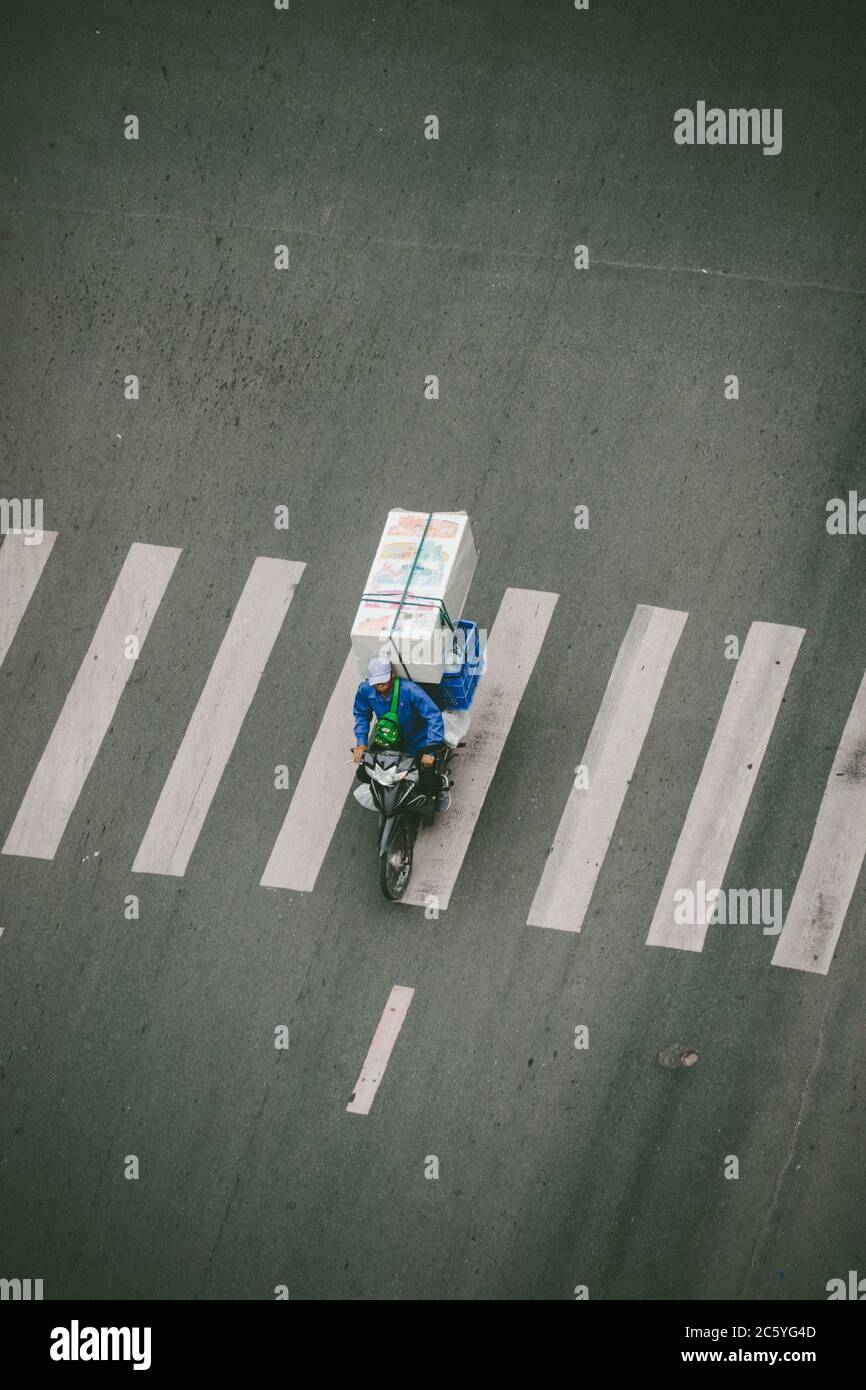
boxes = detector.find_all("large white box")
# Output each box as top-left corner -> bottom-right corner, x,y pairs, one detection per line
351,509 -> 478,683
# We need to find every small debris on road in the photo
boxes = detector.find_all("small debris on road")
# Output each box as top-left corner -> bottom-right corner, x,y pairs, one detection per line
658,1042 -> 700,1070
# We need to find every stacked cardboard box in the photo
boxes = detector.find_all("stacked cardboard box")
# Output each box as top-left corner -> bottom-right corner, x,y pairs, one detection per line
351,510 -> 478,683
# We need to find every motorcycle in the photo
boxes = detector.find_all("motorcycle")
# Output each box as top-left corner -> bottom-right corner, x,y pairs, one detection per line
358,744 -> 457,901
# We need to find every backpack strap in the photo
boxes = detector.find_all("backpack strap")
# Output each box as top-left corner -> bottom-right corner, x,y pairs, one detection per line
388,676 -> 401,716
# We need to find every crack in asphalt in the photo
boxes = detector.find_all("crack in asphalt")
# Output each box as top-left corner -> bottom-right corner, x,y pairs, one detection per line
3,200 -> 865,298
739,987 -> 835,1298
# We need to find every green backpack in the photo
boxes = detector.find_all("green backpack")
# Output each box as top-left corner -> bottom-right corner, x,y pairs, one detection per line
371,677 -> 402,749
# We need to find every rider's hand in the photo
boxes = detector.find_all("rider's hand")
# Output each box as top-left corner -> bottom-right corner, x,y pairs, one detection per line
420,753 -> 435,768
353,745 -> 367,764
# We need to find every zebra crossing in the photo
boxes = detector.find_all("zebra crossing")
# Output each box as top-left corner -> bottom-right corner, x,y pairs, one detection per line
528,603 -> 688,933
646,621 -> 805,952
772,667 -> 866,976
133,557 -> 305,879
0,530 -> 58,670
260,652 -> 360,892
1,530 -> 865,977
2,542 -> 181,860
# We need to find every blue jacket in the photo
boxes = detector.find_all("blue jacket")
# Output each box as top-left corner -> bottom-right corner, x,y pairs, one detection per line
353,677 -> 445,756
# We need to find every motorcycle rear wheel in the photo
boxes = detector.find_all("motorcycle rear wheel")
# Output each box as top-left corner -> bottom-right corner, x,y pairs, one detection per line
379,825 -> 415,901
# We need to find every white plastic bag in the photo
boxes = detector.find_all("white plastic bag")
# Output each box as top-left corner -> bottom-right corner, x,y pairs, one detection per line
353,782 -> 377,812
442,709 -> 471,748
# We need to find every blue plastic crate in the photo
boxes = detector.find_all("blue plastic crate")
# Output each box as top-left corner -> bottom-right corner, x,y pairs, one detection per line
436,619 -> 486,710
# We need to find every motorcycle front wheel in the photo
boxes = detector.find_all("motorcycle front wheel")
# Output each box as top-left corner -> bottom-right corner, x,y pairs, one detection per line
379,824 -> 416,901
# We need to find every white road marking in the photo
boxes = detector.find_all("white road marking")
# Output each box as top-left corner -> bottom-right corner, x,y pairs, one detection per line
346,985 -> 415,1115
132,557 -> 305,878
0,530 -> 58,669
260,652 -> 360,892
402,587 -> 559,911
646,621 -> 805,952
2,542 -> 181,861
773,667 -> 866,975
528,604 -> 688,932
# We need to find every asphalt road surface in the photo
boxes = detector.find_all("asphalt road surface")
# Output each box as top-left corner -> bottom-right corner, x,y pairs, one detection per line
1,0 -> 865,1301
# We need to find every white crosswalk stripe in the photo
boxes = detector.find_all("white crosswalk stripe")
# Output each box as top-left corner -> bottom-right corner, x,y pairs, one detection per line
0,530 -> 58,670
2,542 -> 181,861
401,587 -> 559,911
773,667 -> 866,976
646,621 -> 805,953
133,557 -> 305,878
528,604 -> 688,933
346,985 -> 415,1115
260,651 -> 360,892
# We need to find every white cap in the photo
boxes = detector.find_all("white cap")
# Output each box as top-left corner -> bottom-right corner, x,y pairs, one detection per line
367,656 -> 393,684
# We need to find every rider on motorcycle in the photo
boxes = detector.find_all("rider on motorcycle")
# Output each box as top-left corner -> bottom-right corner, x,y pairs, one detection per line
352,656 -> 451,810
